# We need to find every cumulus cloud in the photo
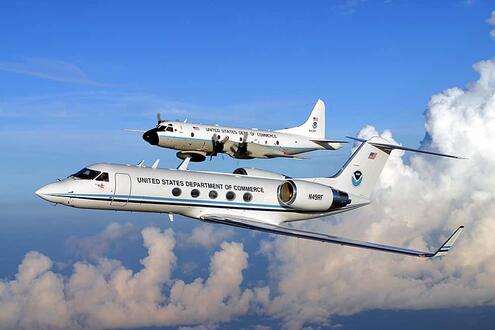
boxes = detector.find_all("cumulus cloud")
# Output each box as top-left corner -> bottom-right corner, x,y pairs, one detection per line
257,58 -> 495,328
0,227 -> 259,329
180,224 -> 235,249
66,222 -> 138,260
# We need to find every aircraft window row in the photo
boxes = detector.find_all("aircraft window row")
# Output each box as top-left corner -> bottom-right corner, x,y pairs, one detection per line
95,172 -> 109,182
169,188 -> 253,203
71,168 -> 101,180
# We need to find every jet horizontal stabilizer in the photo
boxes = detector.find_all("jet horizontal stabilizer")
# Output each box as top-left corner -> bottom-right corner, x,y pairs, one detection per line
346,136 -> 464,159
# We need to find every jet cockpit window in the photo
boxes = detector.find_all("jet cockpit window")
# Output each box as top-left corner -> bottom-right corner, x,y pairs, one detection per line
96,172 -> 109,182
71,168 -> 101,180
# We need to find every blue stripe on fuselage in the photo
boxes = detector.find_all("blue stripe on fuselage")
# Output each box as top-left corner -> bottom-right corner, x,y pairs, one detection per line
50,192 -> 286,210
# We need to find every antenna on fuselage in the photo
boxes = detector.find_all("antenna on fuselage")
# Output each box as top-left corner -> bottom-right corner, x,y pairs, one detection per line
152,159 -> 160,169
137,160 -> 145,167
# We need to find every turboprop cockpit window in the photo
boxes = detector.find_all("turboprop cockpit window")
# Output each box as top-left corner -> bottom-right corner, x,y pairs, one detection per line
158,125 -> 174,132
71,168 -> 101,180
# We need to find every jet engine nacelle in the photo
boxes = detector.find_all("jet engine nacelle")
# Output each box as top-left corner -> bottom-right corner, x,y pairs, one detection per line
233,168 -> 289,180
277,180 -> 351,211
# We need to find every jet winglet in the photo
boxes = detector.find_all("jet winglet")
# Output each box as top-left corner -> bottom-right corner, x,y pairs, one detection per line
432,226 -> 464,257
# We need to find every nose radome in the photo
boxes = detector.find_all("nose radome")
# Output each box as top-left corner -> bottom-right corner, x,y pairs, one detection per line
35,183 -> 60,203
35,185 -> 48,198
143,128 -> 159,145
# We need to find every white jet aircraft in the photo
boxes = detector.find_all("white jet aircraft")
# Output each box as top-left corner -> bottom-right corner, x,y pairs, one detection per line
138,99 -> 345,161
36,136 -> 464,257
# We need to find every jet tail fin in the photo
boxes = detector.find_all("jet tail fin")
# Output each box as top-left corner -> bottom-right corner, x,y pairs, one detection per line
276,99 -> 326,139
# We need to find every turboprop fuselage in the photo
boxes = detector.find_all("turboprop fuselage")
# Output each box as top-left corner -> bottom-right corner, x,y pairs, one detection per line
140,99 -> 344,161
143,122 -> 343,161
35,163 -> 362,225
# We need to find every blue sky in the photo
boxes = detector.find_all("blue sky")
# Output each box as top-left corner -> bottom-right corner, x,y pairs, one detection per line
1,1 -> 495,329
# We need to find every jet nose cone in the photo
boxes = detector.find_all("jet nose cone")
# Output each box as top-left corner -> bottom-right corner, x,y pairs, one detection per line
35,182 -> 62,203
35,185 -> 50,201
143,128 -> 159,145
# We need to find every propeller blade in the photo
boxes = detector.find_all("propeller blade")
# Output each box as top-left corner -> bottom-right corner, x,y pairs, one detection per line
237,131 -> 249,155
157,112 -> 162,125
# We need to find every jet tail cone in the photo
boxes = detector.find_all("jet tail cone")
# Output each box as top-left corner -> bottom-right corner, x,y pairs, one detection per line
143,128 -> 159,145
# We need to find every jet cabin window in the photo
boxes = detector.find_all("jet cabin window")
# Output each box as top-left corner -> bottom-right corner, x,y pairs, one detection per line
96,172 -> 109,182
71,168 -> 101,180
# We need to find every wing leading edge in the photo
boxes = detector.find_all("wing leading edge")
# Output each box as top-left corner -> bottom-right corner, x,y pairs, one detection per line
200,215 -> 464,258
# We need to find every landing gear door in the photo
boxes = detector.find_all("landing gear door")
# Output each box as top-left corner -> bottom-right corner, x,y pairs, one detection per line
112,173 -> 131,206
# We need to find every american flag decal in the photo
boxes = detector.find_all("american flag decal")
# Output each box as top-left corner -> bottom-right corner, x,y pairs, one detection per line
368,152 -> 377,160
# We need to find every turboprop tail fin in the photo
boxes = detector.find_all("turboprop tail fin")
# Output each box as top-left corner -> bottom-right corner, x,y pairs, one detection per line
328,136 -> 462,199
276,99 -> 326,139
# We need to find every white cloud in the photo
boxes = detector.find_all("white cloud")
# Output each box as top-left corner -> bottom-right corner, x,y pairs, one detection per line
0,58 -> 111,87
181,224 -> 235,249
257,58 -> 495,328
0,227 -> 260,329
488,10 -> 495,38
66,222 -> 137,260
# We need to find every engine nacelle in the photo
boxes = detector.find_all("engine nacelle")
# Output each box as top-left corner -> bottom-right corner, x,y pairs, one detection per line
277,180 -> 351,211
233,168 -> 290,180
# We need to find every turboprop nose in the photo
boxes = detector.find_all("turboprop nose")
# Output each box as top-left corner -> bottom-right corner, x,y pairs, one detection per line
143,128 -> 159,145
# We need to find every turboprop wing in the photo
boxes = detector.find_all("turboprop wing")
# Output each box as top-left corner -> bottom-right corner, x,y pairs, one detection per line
201,214 -> 464,258
223,139 -> 305,159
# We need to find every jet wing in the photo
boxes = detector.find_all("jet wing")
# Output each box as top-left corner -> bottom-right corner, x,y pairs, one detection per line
200,214 -> 464,258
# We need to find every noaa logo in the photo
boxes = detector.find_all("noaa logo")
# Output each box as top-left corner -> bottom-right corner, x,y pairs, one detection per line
312,121 -> 318,129
352,170 -> 363,187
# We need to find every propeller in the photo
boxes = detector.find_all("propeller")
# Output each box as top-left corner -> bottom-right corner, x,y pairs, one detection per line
210,134 -> 230,160
156,112 -> 165,126
236,131 -> 249,155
